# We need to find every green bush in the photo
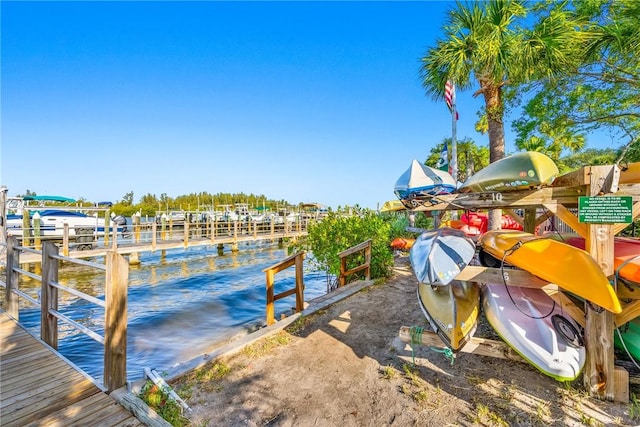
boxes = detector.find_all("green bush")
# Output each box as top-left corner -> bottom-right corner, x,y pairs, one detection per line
292,210 -> 394,280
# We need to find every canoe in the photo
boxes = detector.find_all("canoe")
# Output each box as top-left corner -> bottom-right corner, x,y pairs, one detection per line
549,234 -> 640,286
409,227 -> 476,286
477,230 -> 622,313
417,280 -> 480,351
615,318 -> 640,362
482,283 -> 586,381
394,159 -> 457,208
390,237 -> 414,250
380,200 -> 405,212
458,151 -> 559,193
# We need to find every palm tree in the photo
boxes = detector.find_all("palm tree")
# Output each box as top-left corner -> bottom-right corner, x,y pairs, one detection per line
420,0 -> 588,228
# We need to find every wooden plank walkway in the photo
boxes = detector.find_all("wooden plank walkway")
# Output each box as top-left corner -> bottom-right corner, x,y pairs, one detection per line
0,312 -> 142,427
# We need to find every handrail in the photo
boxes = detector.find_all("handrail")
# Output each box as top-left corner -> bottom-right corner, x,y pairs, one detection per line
263,251 -> 306,326
2,235 -> 129,392
337,239 -> 372,287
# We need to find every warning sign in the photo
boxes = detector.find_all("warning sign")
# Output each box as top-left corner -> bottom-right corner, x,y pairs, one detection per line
578,196 -> 633,224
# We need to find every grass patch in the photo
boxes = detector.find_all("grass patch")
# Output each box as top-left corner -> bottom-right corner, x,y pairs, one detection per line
242,331 -> 292,358
630,393 -> 640,421
139,380 -> 190,427
380,365 -> 398,380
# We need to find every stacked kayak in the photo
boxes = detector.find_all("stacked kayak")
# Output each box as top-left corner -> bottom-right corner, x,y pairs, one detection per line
408,227 -> 479,351
394,160 -> 457,209
477,230 -> 622,314
482,283 -> 586,381
458,151 -> 559,193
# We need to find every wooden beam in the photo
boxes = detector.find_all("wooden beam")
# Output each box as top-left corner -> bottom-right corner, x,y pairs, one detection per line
455,265 -> 554,289
612,201 -> 640,235
503,208 -> 525,228
615,300 -> 640,327
584,165 -> 617,401
542,202 -> 588,238
619,161 -> 640,185
553,166 -> 591,187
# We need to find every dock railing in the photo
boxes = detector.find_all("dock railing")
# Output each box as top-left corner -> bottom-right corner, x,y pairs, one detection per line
2,236 -> 129,392
337,239 -> 372,287
263,251 -> 306,326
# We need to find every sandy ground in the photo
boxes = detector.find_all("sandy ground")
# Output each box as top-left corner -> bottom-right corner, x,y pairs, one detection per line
172,256 -> 639,427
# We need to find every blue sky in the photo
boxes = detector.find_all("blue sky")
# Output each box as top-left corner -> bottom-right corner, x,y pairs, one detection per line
0,1 -> 611,210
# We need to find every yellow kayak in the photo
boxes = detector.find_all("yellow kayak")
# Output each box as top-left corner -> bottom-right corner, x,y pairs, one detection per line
417,280 -> 480,351
477,230 -> 621,314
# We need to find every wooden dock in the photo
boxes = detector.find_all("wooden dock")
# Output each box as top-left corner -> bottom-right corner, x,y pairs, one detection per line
0,312 -> 142,426
16,228 -> 307,264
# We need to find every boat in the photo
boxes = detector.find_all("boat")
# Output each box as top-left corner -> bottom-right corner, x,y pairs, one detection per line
615,318 -> 640,363
409,227 -> 476,286
390,237 -> 414,250
417,280 -> 480,351
380,200 -> 405,212
441,212 -> 524,238
5,195 -> 118,238
477,230 -> 622,313
394,159 -> 457,209
482,283 -> 586,381
547,234 -> 640,286
458,151 -> 559,193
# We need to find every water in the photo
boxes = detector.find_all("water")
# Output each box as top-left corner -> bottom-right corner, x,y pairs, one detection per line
14,240 -> 330,383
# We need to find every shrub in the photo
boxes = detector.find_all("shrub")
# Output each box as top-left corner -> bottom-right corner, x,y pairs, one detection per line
293,210 -> 394,280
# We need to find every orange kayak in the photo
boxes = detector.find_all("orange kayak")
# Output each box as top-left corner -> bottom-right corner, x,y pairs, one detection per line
551,234 -> 640,285
478,230 -> 621,313
390,237 -> 415,250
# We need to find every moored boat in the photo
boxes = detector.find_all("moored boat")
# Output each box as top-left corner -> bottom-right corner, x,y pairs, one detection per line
458,151 -> 559,193
5,195 -> 119,238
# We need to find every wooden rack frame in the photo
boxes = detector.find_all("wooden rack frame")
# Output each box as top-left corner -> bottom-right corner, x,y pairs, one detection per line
412,162 -> 640,400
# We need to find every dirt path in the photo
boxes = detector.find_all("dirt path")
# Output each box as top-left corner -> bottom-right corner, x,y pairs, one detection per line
173,256 -> 638,426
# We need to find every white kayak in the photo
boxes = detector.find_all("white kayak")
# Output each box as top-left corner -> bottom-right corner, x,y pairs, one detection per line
482,283 -> 585,382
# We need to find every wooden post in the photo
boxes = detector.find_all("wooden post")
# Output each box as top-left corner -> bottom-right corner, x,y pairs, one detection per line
0,186 -> 7,266
524,208 -> 537,234
62,223 -> 70,256
41,242 -> 59,348
583,165 -> 617,400
5,236 -> 19,318
104,251 -> 129,392
271,217 -> 275,238
161,214 -> 167,240
33,212 -> 41,250
22,210 -> 31,248
183,220 -> 189,249
295,252 -> 305,312
169,216 -> 173,238
104,210 -> 110,246
214,213 -> 218,244
133,213 -> 141,243
266,269 -> 275,326
112,223 -> 118,251
151,221 -> 157,251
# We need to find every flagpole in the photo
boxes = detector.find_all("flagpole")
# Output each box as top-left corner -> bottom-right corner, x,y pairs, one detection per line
451,97 -> 458,183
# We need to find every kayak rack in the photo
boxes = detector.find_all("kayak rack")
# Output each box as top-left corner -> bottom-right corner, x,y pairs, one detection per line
410,162 -> 640,403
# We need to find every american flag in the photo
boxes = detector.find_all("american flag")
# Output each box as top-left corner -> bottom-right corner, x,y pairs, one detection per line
444,80 -> 455,111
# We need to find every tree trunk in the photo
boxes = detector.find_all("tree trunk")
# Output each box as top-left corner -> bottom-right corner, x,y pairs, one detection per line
483,84 -> 505,231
